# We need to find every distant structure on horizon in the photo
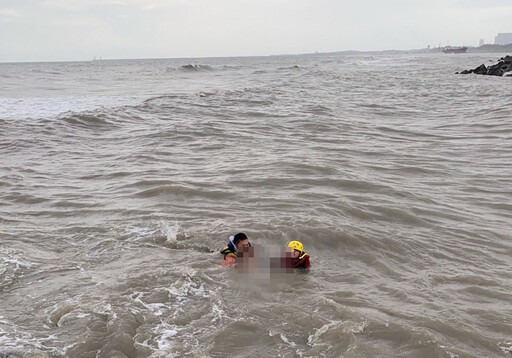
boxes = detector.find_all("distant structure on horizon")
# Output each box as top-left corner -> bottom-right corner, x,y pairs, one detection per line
479,39 -> 485,47
442,46 -> 467,54
495,33 -> 512,45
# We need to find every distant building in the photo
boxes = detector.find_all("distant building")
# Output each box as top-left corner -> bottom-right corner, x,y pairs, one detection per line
495,33 -> 512,45
479,39 -> 485,47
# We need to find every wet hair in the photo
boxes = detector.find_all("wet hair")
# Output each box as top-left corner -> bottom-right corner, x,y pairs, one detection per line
233,232 -> 248,245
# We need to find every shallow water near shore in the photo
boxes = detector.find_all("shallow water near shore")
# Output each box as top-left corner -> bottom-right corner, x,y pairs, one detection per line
1,53 -> 512,357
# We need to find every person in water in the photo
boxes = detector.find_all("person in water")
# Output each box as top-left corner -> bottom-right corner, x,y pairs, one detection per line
286,240 -> 311,269
220,232 -> 250,265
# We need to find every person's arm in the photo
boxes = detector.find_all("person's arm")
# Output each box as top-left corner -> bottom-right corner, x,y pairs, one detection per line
293,255 -> 310,269
303,255 -> 311,269
221,253 -> 237,267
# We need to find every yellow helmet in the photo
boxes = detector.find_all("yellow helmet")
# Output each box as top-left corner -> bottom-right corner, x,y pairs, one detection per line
287,240 -> 304,253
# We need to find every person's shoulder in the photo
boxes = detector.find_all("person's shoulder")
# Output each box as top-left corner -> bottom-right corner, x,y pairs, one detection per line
220,246 -> 233,254
301,253 -> 311,269
220,247 -> 237,260
300,252 -> 310,260
220,254 -> 236,267
225,252 -> 237,259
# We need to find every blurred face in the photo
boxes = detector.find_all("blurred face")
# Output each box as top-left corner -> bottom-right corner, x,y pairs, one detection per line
236,239 -> 250,251
287,247 -> 301,259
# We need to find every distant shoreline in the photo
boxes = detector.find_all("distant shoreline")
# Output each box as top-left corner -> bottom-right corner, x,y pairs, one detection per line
295,44 -> 512,57
2,44 -> 512,64
415,43 -> 512,54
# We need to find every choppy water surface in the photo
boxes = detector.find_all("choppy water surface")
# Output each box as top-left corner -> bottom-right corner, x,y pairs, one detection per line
1,53 -> 511,357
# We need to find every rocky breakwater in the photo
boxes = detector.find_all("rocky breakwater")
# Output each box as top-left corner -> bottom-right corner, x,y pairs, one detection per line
457,55 -> 512,76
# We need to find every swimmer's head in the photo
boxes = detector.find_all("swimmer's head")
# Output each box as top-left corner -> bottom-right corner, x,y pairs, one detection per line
233,232 -> 250,251
287,240 -> 304,259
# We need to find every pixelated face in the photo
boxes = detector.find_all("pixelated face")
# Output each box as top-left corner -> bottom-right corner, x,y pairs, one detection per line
287,247 -> 301,259
239,245 -> 254,257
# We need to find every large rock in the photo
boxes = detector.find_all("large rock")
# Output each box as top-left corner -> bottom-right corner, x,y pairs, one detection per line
458,56 -> 512,76
499,55 -> 512,63
487,60 -> 512,76
458,64 -> 487,75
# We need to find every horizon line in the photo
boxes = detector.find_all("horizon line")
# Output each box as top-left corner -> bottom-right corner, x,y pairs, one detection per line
1,44 -> 511,64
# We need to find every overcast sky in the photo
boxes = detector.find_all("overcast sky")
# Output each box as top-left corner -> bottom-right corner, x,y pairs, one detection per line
1,0 -> 511,62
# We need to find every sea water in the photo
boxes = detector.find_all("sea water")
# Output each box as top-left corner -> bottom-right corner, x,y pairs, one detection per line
0,53 -> 511,357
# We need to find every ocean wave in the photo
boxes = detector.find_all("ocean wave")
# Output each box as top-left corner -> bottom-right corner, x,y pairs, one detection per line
180,64 -> 213,72
57,111 -> 121,129
277,65 -> 303,71
0,96 -> 143,121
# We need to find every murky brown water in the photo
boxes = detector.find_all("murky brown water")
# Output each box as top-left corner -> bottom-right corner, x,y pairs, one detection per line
1,53 -> 511,357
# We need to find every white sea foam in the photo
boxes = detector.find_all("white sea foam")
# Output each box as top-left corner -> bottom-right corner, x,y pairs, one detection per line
123,225 -> 159,242
498,341 -> 512,355
0,96 -> 141,120
0,314 -> 62,357
210,300 -> 225,323
151,323 -> 181,356
165,271 -> 209,300
159,221 -> 186,244
280,333 -> 297,347
0,248 -> 34,290
131,291 -> 171,317
0,248 -> 32,269
307,322 -> 339,347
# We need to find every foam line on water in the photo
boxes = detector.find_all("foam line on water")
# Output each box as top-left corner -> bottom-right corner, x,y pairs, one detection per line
0,96 -> 143,120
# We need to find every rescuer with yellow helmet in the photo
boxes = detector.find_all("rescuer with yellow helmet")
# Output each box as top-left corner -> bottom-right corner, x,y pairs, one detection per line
286,240 -> 311,269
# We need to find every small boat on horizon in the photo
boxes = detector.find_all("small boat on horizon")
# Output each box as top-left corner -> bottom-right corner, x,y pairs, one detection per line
442,46 -> 467,54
